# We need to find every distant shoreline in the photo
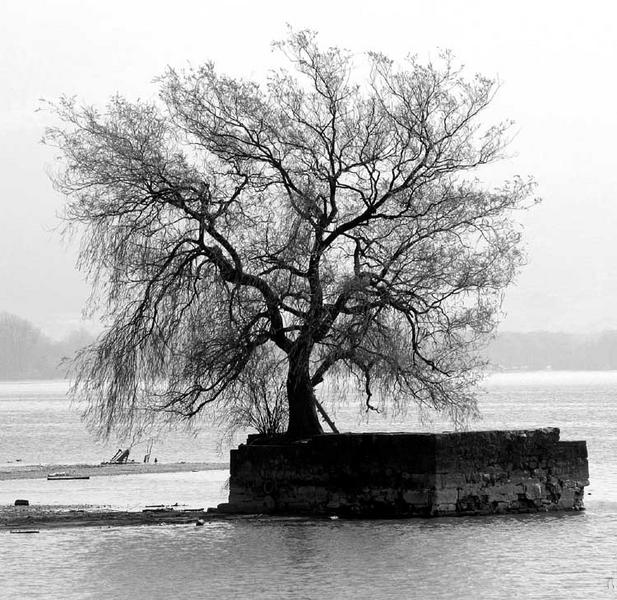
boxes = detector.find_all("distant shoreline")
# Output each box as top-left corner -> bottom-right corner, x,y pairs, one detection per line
6,369 -> 617,385
0,461 -> 229,481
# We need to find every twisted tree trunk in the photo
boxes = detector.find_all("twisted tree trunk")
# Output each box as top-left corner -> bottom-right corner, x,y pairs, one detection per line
286,345 -> 323,438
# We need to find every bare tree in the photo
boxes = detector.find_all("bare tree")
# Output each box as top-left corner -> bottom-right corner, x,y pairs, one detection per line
46,31 -> 535,439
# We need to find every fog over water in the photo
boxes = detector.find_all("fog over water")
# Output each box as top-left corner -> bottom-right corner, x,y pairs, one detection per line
2,1 -> 617,337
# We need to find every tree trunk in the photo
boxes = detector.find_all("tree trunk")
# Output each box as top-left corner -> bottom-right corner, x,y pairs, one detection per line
286,346 -> 323,438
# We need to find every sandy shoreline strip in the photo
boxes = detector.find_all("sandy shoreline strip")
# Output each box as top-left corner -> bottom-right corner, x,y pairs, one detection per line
1,505 -> 214,529
0,461 -> 229,481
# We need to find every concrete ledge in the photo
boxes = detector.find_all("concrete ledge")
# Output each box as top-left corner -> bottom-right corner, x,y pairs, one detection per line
217,429 -> 589,517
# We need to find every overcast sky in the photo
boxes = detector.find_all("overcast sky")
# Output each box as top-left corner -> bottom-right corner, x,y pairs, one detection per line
1,0 -> 616,338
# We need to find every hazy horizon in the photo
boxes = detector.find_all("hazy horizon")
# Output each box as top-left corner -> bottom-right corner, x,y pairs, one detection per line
7,311 -> 617,380
2,1 -> 617,338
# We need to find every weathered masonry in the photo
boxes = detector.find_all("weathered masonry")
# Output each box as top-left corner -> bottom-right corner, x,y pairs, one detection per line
215,428 -> 588,517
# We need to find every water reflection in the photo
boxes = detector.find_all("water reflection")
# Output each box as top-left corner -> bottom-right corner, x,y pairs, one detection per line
3,511 -> 613,600
0,470 -> 228,510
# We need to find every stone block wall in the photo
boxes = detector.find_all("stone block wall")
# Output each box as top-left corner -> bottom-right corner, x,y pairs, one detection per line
216,428 -> 588,517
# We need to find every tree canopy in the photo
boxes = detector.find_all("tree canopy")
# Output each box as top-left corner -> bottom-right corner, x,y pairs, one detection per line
47,31 -> 535,439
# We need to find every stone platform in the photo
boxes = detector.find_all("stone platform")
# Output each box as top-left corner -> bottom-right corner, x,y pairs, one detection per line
216,428 -> 589,517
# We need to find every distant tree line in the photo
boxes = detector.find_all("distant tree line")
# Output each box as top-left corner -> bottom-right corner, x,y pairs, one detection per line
2,311 -> 617,380
0,312 -> 94,380
485,331 -> 617,371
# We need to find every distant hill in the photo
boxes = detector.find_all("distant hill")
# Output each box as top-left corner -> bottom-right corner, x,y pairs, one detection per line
0,312 -> 95,380
485,331 -> 617,371
2,311 -> 616,378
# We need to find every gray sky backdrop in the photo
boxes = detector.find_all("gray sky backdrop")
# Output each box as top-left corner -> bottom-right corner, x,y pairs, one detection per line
1,0 -> 616,338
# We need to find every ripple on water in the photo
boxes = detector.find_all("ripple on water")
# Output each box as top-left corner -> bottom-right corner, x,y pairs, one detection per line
2,375 -> 617,598
2,512 -> 617,600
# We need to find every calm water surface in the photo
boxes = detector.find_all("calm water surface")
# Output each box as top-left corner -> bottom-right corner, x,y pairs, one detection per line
1,373 -> 617,599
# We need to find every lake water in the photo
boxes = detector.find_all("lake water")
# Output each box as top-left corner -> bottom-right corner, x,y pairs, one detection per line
1,373 -> 617,599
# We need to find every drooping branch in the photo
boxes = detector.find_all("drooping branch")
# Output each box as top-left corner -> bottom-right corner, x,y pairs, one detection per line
48,29 -> 536,439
